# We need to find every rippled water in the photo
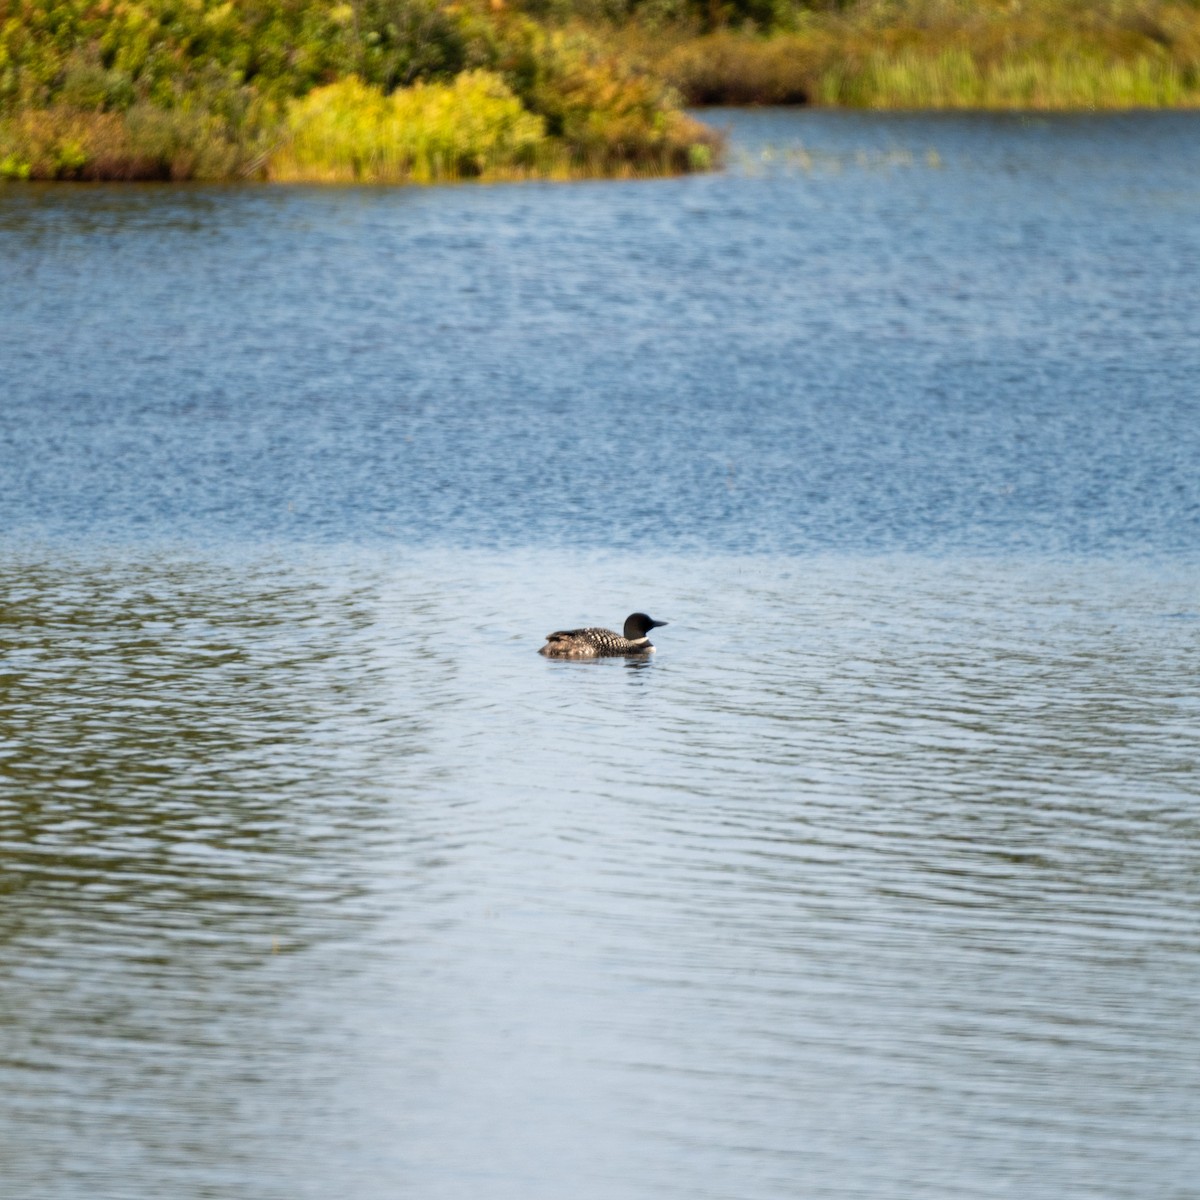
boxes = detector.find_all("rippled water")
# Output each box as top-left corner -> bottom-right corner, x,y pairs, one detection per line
2,111 -> 1199,1199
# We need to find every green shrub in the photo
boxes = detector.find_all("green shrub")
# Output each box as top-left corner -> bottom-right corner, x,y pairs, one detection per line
0,0 -> 721,181
497,18 -> 721,170
270,70 -> 546,181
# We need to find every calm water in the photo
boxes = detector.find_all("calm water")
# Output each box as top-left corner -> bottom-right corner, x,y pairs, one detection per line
2,110 -> 1199,1199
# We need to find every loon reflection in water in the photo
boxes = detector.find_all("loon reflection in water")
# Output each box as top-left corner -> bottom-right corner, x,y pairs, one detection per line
538,612 -> 668,658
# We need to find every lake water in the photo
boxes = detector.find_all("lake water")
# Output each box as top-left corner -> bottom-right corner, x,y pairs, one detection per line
2,109 -> 1199,1200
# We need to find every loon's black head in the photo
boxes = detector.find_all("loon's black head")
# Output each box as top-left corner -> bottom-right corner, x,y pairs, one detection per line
623,612 -> 668,640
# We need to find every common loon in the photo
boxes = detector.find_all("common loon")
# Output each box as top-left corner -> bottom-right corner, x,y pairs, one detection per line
538,612 -> 668,658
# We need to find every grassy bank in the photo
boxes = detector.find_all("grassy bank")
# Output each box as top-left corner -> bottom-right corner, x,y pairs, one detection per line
4,1 -> 1200,183
0,0 -> 718,181
627,0 -> 1200,109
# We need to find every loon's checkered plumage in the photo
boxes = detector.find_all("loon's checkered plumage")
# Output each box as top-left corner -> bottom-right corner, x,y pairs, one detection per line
539,612 -> 668,658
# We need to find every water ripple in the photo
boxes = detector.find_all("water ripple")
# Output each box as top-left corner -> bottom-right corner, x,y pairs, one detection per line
3,109 -> 1200,1200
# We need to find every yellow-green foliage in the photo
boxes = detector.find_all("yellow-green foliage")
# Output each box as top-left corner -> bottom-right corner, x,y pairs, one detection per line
497,19 -> 721,171
0,0 -> 487,110
0,0 -> 721,180
649,0 -> 1200,108
271,71 -> 546,181
842,48 -> 1195,109
269,57 -> 719,180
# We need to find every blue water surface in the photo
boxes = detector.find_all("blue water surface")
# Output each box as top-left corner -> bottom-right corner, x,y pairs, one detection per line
2,110 -> 1199,1200
4,110 -> 1198,558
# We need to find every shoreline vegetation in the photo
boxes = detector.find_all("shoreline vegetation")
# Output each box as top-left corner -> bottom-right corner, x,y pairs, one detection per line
3,1 -> 1200,184
648,0 -> 1200,109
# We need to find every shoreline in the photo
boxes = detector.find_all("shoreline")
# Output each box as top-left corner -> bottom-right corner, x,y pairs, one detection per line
5,0 -> 1200,184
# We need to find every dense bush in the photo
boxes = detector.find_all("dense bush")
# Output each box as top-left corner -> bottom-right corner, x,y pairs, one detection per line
271,70 -> 545,180
0,0 -> 719,179
0,0 -> 491,108
496,18 -> 717,170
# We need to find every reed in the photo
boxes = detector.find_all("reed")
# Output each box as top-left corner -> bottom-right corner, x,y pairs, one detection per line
637,0 -> 1200,109
0,103 -> 262,180
841,49 -> 1196,109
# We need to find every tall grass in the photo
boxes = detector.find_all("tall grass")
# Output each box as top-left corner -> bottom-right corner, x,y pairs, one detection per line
842,49 -> 1196,109
640,0 -> 1200,108
0,103 -> 265,180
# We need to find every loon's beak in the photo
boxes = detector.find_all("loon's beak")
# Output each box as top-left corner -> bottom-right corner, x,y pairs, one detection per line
650,619 -> 668,630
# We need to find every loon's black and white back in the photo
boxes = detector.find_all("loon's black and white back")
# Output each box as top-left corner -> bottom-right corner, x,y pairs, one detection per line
539,612 -> 668,658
